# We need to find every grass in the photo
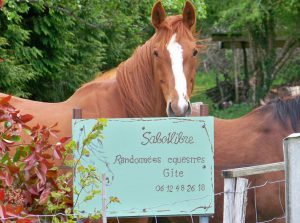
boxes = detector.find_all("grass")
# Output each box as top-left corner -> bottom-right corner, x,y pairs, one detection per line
191,71 -> 254,119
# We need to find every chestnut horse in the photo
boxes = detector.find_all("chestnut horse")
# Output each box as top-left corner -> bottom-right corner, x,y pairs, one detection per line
1,1 -> 198,138
2,1 -> 198,223
166,97 -> 300,223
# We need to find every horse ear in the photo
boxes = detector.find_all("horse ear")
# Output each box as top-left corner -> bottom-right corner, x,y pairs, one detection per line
151,1 -> 166,29
182,1 -> 196,30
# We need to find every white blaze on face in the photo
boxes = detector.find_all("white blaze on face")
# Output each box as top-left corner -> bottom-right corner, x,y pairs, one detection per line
167,33 -> 187,113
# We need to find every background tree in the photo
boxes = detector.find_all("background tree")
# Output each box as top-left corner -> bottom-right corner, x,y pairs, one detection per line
212,0 -> 300,103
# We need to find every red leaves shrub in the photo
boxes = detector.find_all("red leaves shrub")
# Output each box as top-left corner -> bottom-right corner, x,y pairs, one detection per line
0,96 -> 70,219
0,0 -> 4,9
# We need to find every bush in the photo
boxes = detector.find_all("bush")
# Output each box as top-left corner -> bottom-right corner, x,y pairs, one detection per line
0,95 -> 71,219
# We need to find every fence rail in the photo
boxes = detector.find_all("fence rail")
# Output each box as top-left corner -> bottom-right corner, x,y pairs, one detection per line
222,162 -> 284,178
222,133 -> 300,223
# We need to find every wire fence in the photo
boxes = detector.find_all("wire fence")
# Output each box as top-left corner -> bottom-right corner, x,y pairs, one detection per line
0,178 -> 286,223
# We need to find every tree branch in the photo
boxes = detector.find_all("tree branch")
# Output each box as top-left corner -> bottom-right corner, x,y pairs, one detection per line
271,37 -> 298,78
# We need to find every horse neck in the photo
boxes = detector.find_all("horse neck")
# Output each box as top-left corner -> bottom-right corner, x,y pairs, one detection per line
216,108 -> 292,148
116,36 -> 166,117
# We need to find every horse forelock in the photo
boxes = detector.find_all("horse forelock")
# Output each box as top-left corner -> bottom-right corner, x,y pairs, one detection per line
116,16 -> 197,117
260,96 -> 300,132
157,16 -> 197,47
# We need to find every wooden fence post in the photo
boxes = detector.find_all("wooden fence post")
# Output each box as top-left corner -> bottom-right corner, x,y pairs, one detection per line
284,133 -> 300,223
223,177 -> 248,223
191,102 -> 209,117
222,162 -> 286,223
191,102 -> 210,223
233,178 -> 248,223
223,178 -> 235,223
73,108 -> 82,119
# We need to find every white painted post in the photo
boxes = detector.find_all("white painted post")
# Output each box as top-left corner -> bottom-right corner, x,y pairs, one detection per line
233,178 -> 248,223
199,216 -> 209,223
102,174 -> 107,223
283,133 -> 300,223
223,178 -> 235,223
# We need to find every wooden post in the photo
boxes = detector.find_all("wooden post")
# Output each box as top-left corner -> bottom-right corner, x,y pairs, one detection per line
232,42 -> 240,103
73,108 -> 82,119
223,177 -> 248,223
191,102 -> 209,117
233,178 -> 248,223
284,133 -> 300,223
200,216 -> 209,223
223,178 -> 235,223
192,102 -> 210,222
102,174 -> 107,223
241,42 -> 249,91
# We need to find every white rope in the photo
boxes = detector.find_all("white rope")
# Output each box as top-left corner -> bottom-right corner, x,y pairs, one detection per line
254,187 -> 258,223
278,182 -> 285,215
154,215 -> 158,223
257,215 -> 285,223
190,214 -> 194,223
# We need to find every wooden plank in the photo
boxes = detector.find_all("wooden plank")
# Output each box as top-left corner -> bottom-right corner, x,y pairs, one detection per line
233,178 -> 248,223
284,133 -> 300,223
222,162 -> 284,178
212,34 -> 294,48
211,33 -> 244,42
219,40 -> 294,49
223,178 -> 235,223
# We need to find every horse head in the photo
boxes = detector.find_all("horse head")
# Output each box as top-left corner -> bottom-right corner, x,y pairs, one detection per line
151,1 -> 198,117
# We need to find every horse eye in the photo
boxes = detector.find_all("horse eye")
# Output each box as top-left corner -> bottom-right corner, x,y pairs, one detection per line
153,50 -> 159,57
193,49 -> 198,57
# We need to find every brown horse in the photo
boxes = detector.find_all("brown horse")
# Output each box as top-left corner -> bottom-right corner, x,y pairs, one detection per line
1,1 -> 198,138
1,1 -> 198,223
165,97 -> 300,223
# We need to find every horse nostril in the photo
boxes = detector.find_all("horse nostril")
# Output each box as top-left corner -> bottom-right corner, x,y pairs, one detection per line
167,101 -> 176,117
167,100 -> 191,117
186,101 -> 192,116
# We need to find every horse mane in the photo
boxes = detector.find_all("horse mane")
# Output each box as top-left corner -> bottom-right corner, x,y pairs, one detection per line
260,96 -> 300,131
116,16 -> 197,117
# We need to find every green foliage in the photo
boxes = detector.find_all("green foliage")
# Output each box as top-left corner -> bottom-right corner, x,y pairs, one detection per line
0,0 -> 106,101
69,118 -> 120,221
73,119 -> 108,206
164,0 -> 206,19
191,72 -> 254,119
272,54 -> 300,87
191,71 -> 215,105
203,0 -> 299,103
212,103 -> 253,119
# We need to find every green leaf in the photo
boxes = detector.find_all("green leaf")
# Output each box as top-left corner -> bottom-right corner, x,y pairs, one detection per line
13,148 -> 21,162
1,153 -> 9,164
11,135 -> 21,142
23,128 -> 32,135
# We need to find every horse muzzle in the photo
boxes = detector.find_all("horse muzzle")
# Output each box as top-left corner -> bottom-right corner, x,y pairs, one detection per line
167,100 -> 192,117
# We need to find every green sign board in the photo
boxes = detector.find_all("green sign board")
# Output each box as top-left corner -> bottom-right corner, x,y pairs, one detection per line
73,117 -> 214,217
